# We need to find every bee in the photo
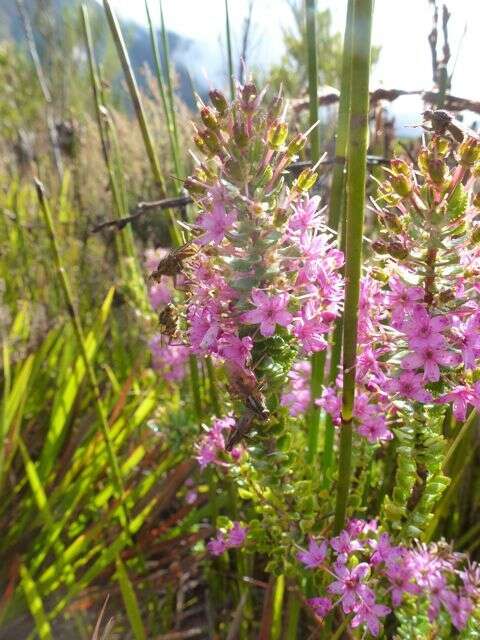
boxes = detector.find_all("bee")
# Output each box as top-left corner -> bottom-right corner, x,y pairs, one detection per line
150,242 -> 198,282
422,109 -> 478,144
225,411 -> 257,451
158,303 -> 179,340
227,364 -> 270,421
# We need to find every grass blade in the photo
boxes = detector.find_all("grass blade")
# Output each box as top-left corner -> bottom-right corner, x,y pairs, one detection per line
116,556 -> 147,640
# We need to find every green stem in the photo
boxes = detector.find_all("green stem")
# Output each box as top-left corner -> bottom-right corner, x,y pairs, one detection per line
304,0 -> 325,466
333,0 -> 373,534
442,409 -> 477,472
270,574 -> 285,640
103,0 -> 183,246
322,0 -> 354,486
158,1 -> 183,179
145,0 -> 182,182
327,0 -> 354,232
224,0 -> 235,100
305,0 -> 320,162
284,589 -> 300,640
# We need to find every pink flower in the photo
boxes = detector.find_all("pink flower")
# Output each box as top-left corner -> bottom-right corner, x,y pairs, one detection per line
328,563 -> 373,614
442,591 -> 472,630
197,202 -> 236,245
401,345 -> 460,382
226,522 -> 247,548
404,305 -> 451,349
297,538 -> 328,569
451,314 -> 480,369
357,416 -> 393,443
437,385 -> 473,421
149,281 -> 171,309
370,533 -> 402,567
385,560 -> 419,607
292,302 -> 329,353
207,534 -> 227,556
219,334 -> 253,367
330,531 -> 363,556
387,371 -> 432,403
386,277 -> 424,328
351,597 -> 390,637
306,597 -> 332,619
243,289 -> 292,337
288,195 -> 321,234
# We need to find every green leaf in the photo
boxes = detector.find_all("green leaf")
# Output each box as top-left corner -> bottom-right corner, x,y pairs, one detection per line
447,183 -> 468,221
20,563 -> 53,640
115,556 -> 147,640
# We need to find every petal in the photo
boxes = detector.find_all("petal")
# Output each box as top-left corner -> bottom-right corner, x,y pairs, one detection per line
251,288 -> 268,306
401,352 -> 423,370
260,320 -> 276,337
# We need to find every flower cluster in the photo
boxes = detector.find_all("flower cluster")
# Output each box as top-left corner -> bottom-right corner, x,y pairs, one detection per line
179,82 -> 344,418
149,336 -> 189,383
207,521 -> 247,556
195,414 -> 242,469
298,520 -> 479,636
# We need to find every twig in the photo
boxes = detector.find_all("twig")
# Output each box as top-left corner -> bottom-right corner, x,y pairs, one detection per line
91,157 -> 390,234
292,87 -> 480,115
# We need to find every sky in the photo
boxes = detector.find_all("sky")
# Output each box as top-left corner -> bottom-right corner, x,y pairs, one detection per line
100,1 -> 480,123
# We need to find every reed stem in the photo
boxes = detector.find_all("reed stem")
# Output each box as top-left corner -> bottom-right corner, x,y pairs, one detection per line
224,0 -> 235,100
333,0 -> 373,534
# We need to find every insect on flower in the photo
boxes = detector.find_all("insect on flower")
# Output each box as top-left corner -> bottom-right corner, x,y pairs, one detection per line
422,109 -> 477,144
225,410 -> 256,451
227,364 -> 270,421
150,241 -> 198,282
158,303 -> 179,340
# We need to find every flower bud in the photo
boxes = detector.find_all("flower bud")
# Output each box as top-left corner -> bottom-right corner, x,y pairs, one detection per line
201,129 -> 222,154
418,148 -> 429,175
387,241 -> 409,259
390,158 -> 411,177
286,133 -> 307,157
426,156 -> 448,184
390,173 -> 412,197
372,240 -> 388,254
241,82 -> 258,111
256,165 -> 273,188
184,177 -> 206,196
294,168 -> 318,192
382,211 -> 404,233
200,106 -> 219,130
371,267 -> 389,282
459,136 -> 480,166
267,120 -> 288,150
471,225 -> 480,244
429,137 -> 451,157
273,207 -> 288,227
193,133 -> 208,155
209,89 -> 228,115
268,94 -> 284,122
233,119 -> 249,147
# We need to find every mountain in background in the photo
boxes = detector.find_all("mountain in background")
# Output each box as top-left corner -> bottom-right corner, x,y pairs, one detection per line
0,0 -> 204,108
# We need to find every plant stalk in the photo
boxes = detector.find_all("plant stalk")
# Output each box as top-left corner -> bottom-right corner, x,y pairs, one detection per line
224,0 -> 235,100
333,0 -> 373,534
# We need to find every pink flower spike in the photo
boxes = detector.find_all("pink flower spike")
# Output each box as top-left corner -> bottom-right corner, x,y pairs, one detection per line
297,538 -> 328,569
243,289 -> 292,337
330,530 -> 363,556
219,334 -> 253,367
197,202 -> 236,245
